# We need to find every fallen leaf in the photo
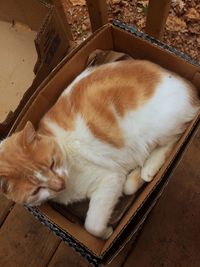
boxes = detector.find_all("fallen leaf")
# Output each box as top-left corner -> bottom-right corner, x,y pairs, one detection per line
110,0 -> 121,4
197,37 -> 200,48
136,17 -> 146,29
137,3 -> 148,16
188,23 -> 200,35
185,8 -> 200,21
137,0 -> 148,5
166,15 -> 187,32
171,0 -> 185,15
171,0 -> 185,10
69,0 -> 85,6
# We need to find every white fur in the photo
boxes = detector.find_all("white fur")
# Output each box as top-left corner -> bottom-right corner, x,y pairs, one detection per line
38,189 -> 50,202
141,140 -> 176,182
61,68 -> 93,96
34,171 -> 48,182
55,167 -> 68,177
43,68 -> 198,238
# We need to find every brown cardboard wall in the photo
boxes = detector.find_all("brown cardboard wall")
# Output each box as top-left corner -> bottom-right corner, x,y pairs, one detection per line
113,27 -> 200,81
0,0 -> 49,31
0,21 -> 37,122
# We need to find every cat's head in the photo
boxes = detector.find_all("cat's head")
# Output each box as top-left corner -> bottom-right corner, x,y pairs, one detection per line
0,121 -> 66,206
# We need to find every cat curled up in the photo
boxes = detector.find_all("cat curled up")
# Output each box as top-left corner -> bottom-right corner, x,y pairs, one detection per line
0,60 -> 199,239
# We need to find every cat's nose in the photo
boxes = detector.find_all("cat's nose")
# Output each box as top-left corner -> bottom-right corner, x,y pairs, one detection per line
57,178 -> 66,192
48,177 -> 66,192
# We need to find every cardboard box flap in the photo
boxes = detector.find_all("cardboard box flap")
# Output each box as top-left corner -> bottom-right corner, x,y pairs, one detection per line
34,6 -> 70,78
0,4 -> 71,139
0,0 -> 49,31
10,25 -> 114,134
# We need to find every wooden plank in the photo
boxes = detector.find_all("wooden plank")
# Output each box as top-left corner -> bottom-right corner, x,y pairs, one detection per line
106,236 -> 136,267
0,195 -> 14,227
53,0 -> 73,40
48,242 -> 90,267
48,229 -> 136,267
145,0 -> 171,39
124,127 -> 200,267
86,0 -> 108,32
0,205 -> 61,267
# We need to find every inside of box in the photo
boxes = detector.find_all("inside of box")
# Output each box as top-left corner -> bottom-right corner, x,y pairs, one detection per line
12,25 -> 200,257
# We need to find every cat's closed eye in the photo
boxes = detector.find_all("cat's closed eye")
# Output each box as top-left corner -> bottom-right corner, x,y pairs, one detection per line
50,158 -> 55,170
32,187 -> 41,196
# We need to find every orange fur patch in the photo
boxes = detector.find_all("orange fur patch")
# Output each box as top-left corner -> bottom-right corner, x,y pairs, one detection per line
43,60 -> 161,147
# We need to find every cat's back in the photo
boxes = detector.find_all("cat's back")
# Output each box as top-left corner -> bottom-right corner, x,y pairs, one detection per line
41,59 -> 199,150
42,60 -> 164,129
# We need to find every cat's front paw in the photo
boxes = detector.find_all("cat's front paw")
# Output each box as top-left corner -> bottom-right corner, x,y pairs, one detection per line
84,220 -> 113,240
141,165 -> 156,182
123,167 -> 144,195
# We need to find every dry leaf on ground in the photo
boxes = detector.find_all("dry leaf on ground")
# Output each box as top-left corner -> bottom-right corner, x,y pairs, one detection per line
185,8 -> 200,21
69,0 -> 85,6
62,0 -> 200,63
166,14 -> 187,32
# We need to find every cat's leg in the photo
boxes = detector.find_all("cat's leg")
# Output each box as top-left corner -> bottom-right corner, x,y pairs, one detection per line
141,140 -> 176,182
85,174 -> 125,239
123,167 -> 145,195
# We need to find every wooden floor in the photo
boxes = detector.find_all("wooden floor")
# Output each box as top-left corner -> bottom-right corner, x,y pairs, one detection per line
0,125 -> 200,267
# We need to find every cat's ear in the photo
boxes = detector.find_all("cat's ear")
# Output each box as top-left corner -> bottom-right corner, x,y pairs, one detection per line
22,121 -> 36,146
0,176 -> 8,193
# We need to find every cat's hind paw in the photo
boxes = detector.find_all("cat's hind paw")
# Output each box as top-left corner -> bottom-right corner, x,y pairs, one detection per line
123,167 -> 144,195
141,165 -> 157,182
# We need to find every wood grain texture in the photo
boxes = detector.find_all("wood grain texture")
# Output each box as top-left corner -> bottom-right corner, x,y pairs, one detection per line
48,234 -> 135,267
125,126 -> 200,267
48,242 -> 90,267
146,0 -> 171,39
106,236 -> 137,267
86,0 -> 108,32
53,0 -> 73,40
0,195 -> 14,226
0,205 -> 61,267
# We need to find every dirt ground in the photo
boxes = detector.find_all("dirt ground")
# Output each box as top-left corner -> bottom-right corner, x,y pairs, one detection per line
62,0 -> 200,63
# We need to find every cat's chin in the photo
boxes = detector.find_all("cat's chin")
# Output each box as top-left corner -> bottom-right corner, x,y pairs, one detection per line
26,198 -> 51,207
26,201 -> 43,207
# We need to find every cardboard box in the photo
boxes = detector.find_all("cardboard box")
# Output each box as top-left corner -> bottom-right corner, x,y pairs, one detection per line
0,0 -> 70,139
1,16 -> 200,265
9,22 -> 200,265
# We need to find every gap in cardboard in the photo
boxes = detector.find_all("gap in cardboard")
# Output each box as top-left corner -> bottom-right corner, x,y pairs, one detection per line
0,20 -> 37,122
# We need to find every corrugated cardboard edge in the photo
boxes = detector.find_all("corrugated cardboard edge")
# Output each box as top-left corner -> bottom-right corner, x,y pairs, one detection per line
25,205 -> 100,267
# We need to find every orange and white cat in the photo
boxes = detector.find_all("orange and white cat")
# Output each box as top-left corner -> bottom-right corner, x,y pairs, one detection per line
0,60 -> 199,239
